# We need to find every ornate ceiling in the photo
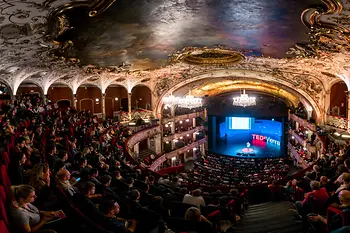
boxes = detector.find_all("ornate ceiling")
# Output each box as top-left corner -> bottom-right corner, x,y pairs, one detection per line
0,0 -> 350,122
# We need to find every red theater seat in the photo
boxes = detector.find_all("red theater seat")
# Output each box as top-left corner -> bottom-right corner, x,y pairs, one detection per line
0,165 -> 11,195
0,220 -> 9,233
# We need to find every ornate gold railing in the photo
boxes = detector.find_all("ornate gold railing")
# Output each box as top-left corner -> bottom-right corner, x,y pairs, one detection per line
326,114 -> 349,131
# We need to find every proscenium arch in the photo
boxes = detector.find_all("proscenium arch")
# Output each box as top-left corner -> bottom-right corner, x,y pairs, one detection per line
155,69 -> 322,122
187,80 -> 299,108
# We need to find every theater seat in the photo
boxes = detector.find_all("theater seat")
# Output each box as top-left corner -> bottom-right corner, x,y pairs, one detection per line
0,165 -> 10,195
0,220 -> 9,233
0,186 -> 7,203
0,195 -> 9,227
0,152 -> 9,168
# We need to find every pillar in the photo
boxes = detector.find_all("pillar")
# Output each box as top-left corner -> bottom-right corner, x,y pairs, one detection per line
171,122 -> 175,134
102,93 -> 106,120
171,139 -> 176,150
73,94 -> 77,109
347,93 -> 350,132
133,142 -> 139,158
128,92 -> 132,120
193,132 -> 196,142
200,143 -> 205,156
147,138 -> 151,149
324,91 -> 331,116
203,107 -> 207,121
155,134 -> 162,155
192,117 -> 196,128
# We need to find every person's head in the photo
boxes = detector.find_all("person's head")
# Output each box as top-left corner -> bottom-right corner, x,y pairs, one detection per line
336,157 -> 343,165
229,189 -> 238,196
129,190 -> 140,202
56,169 -> 70,182
345,158 -> 350,169
148,175 -> 155,185
185,207 -> 201,221
101,175 -> 112,186
310,181 -> 320,191
342,173 -> 350,184
99,200 -> 120,217
30,163 -> 50,183
320,176 -> 328,184
12,152 -> 26,166
79,157 -> 87,168
313,165 -> 320,173
112,170 -> 121,178
192,189 -> 202,197
10,185 -> 36,207
16,137 -> 25,148
90,168 -> 98,178
126,177 -> 134,186
338,190 -> 350,206
79,181 -> 95,196
331,160 -> 336,167
337,165 -> 348,176
58,151 -> 68,162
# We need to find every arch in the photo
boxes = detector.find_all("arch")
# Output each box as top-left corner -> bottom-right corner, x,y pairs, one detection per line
47,83 -> 73,105
330,81 -> 347,117
155,70 -> 323,123
105,84 -> 128,118
76,85 -> 102,113
131,84 -> 152,110
16,81 -> 44,98
79,98 -> 94,113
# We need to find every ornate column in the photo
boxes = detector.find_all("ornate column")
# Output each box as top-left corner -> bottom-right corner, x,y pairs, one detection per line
133,142 -> 139,158
154,134 -> 162,155
192,117 -> 196,128
73,94 -> 77,109
200,143 -> 205,156
347,92 -> 350,132
102,93 -> 106,120
128,92 -> 132,120
203,107 -> 207,121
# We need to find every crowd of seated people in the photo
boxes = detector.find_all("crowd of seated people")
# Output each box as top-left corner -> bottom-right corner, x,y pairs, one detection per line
180,153 -> 289,187
285,140 -> 350,233
0,95 -> 246,233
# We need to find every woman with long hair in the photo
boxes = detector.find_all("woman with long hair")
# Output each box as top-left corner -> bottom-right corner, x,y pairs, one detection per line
9,184 -> 59,233
28,163 -> 51,208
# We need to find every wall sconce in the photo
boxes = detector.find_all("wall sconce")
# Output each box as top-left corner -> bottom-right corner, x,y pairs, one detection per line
115,97 -> 118,101
179,121 -> 183,124
179,136 -> 183,139
166,141 -> 169,144
95,98 -> 100,104
186,134 -> 190,137
186,119 -> 190,122
139,98 -> 142,100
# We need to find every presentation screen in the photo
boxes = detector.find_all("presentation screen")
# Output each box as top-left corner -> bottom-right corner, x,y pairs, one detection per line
228,117 -> 254,130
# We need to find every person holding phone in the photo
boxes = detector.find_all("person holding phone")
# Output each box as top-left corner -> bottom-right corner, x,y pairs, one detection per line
56,169 -> 78,197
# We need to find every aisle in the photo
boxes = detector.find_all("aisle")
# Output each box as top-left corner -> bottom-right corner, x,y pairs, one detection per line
235,201 -> 306,233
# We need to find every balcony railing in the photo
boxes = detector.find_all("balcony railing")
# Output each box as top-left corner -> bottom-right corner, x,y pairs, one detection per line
163,126 -> 204,142
126,124 -> 161,153
162,111 -> 204,124
289,130 -> 307,146
290,114 -> 316,131
288,143 -> 309,169
326,114 -> 349,131
149,138 -> 206,171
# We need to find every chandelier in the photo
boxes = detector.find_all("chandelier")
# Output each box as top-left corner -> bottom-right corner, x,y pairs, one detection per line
163,94 -> 181,108
232,90 -> 256,107
163,93 -> 202,109
178,94 -> 202,109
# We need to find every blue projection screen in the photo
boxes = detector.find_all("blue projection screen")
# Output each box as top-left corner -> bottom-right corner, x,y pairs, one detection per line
228,117 -> 254,130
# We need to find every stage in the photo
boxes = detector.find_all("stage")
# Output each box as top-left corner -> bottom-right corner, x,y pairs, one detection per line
209,117 -> 285,158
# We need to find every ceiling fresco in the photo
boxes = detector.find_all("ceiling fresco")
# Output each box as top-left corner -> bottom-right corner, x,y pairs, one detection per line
52,0 -> 319,69
0,0 -> 350,123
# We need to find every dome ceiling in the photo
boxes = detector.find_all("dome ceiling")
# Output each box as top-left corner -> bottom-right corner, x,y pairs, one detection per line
0,0 -> 350,119
51,0 -> 319,70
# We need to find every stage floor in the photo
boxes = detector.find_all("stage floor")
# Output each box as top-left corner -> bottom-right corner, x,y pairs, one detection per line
210,134 -> 284,158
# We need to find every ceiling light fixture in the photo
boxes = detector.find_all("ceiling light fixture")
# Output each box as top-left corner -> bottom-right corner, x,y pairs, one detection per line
232,90 -> 256,107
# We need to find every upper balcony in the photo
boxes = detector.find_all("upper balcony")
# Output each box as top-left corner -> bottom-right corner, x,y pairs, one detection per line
163,125 -> 204,142
162,111 -> 204,124
326,114 -> 349,131
290,114 -> 316,132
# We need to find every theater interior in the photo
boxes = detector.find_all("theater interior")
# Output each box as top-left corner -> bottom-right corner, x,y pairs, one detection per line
0,0 -> 350,233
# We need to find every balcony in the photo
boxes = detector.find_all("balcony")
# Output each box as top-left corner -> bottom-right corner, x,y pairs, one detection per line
289,129 -> 307,147
287,143 -> 309,169
326,114 -> 349,131
126,124 -> 161,152
163,125 -> 204,142
162,111 -> 204,124
290,114 -> 316,131
149,138 -> 206,171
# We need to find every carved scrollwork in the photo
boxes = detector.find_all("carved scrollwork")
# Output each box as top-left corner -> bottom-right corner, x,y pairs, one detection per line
326,114 -> 348,130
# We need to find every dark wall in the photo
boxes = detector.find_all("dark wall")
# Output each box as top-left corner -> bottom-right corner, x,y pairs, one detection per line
330,82 -> 347,117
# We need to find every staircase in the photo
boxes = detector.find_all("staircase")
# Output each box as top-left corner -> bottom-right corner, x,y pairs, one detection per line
235,201 -> 306,233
